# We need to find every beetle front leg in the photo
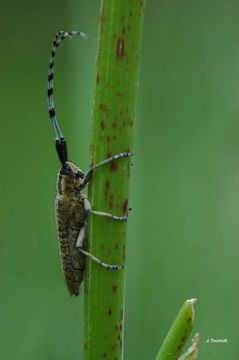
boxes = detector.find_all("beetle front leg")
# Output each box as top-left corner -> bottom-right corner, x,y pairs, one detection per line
81,152 -> 132,188
76,224 -> 123,270
84,198 -> 129,221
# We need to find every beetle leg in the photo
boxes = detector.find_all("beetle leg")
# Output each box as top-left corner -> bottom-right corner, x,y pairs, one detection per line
87,210 -> 129,221
76,223 -> 123,270
81,152 -> 132,188
76,224 -> 86,248
78,248 -> 123,270
84,198 -> 129,221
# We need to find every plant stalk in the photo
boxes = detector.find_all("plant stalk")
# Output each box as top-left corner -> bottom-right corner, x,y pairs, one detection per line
83,1 -> 145,359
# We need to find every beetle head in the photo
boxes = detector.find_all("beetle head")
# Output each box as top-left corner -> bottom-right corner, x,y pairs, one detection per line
60,162 -> 84,179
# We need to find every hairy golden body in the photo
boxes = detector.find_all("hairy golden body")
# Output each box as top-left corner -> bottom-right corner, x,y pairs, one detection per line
55,161 -> 86,296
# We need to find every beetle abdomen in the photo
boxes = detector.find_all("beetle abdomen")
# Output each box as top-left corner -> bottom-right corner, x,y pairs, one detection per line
55,194 -> 86,296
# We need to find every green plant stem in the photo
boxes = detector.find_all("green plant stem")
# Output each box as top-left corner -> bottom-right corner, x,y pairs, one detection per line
155,299 -> 197,360
84,1 -> 145,360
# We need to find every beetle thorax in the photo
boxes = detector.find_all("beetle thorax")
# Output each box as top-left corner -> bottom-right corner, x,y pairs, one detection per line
57,161 -> 84,195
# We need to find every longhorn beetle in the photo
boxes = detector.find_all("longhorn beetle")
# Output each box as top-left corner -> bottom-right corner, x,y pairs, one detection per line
47,31 -> 132,296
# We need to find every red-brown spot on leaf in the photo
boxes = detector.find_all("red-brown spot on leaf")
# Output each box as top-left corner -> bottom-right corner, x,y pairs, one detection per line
108,308 -> 112,316
112,284 -> 117,293
99,103 -> 108,113
177,344 -> 182,351
100,119 -> 106,130
112,119 -> 118,128
181,336 -> 186,342
104,181 -> 110,199
122,244 -> 126,261
122,27 -> 126,35
122,199 -> 128,215
96,73 -> 100,84
103,352 -> 107,358
119,324 -> 122,332
109,194 -> 114,209
127,117 -> 133,127
105,179 -> 110,189
110,161 -> 118,172
116,38 -> 125,59
117,334 -> 120,341
84,342 -> 88,350
115,243 -> 119,250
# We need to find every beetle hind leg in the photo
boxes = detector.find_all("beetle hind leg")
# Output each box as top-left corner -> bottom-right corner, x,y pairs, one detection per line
78,248 -> 123,270
76,223 -> 123,270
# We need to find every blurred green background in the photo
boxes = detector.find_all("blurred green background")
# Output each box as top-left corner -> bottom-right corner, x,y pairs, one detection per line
1,0 -> 238,358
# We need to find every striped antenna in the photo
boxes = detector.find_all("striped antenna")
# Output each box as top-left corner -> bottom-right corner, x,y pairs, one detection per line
47,31 -> 86,141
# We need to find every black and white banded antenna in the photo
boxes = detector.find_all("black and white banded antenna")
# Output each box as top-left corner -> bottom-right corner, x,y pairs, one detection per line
47,31 -> 86,164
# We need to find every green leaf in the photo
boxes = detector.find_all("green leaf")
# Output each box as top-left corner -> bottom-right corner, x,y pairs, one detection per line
155,299 -> 197,360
